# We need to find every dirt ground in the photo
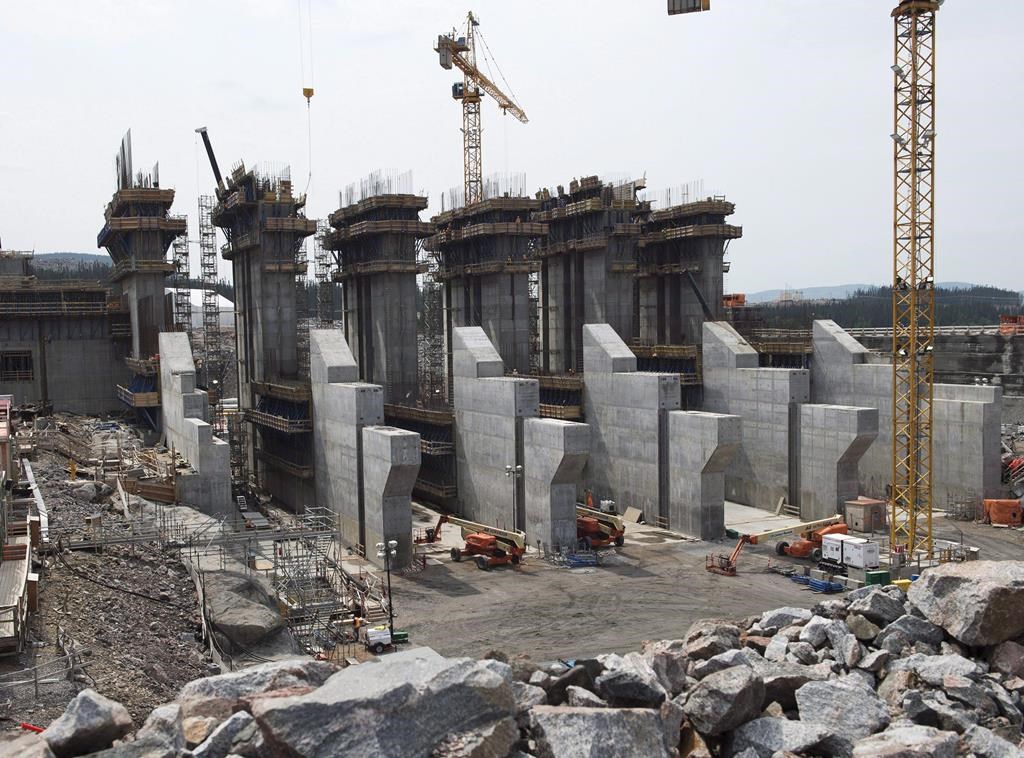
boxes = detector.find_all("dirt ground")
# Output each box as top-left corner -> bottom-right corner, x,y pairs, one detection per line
0,452 -> 210,730
393,514 -> 1024,663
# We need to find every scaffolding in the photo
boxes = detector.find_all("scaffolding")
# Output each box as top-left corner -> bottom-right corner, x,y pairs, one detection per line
314,220 -> 334,327
171,219 -> 191,338
227,411 -> 248,497
198,195 -> 222,394
296,233 -> 310,378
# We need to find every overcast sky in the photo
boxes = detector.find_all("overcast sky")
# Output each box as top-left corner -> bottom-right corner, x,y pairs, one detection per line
1,0 -> 1020,292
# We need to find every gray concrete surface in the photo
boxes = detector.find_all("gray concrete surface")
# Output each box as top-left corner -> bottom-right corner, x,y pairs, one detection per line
667,411 -> 742,540
524,418 -> 590,552
158,332 -> 230,516
311,330 -> 384,551
581,324 -> 680,521
362,425 -> 420,569
811,320 -> 1004,503
797,404 -> 878,521
453,327 -> 539,531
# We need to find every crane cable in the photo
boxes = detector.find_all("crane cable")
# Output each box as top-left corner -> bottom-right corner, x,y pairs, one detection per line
297,0 -> 315,196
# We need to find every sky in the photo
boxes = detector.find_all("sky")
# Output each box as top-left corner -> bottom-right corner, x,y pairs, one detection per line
0,0 -> 1020,292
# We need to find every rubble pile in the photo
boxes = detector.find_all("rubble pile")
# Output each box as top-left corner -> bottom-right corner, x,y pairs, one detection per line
7,560 -> 1024,757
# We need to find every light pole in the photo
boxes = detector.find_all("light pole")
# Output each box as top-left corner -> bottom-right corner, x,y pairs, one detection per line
376,539 -> 398,640
505,464 -> 523,530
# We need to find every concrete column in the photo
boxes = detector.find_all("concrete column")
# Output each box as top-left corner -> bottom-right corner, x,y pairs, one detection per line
158,332 -> 230,516
797,404 -> 878,521
453,327 -> 539,530
667,411 -> 742,540
311,330 -> 384,551
362,426 -> 420,569
524,418 -> 590,552
581,324 -> 680,520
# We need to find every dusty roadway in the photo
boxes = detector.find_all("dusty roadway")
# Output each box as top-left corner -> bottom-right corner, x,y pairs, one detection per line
391,513 -> 1024,662
391,530 -> 815,662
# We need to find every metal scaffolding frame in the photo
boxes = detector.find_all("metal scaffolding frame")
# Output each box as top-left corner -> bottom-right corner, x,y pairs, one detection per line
171,218 -> 191,338
198,194 -> 222,393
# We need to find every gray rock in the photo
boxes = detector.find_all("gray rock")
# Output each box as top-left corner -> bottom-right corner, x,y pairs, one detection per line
177,657 -> 338,720
847,669 -> 876,689
529,705 -> 674,758
135,703 -> 184,751
528,669 -> 552,688
42,688 -> 133,758
79,736 -> 177,757
682,665 -> 764,736
811,598 -> 850,619
684,619 -> 741,660
205,572 -> 286,651
907,560 -> 1024,646
744,656 -> 829,710
799,616 -> 843,648
192,711 -> 259,758
889,653 -> 982,686
846,585 -> 882,602
763,635 -> 788,662
964,724 -> 1024,758
659,698 -> 684,753
760,607 -> 812,629
849,589 -> 906,626
641,639 -> 689,696
980,678 -> 1024,730
0,731 -> 55,758
691,648 -> 748,679
990,640 -> 1024,679
944,675 -> 999,717
593,652 -> 667,707
512,682 -> 548,726
728,717 -> 831,758
858,649 -> 890,673
902,689 -> 977,734
250,648 -> 517,757
845,613 -> 881,642
545,665 -> 593,705
875,615 -> 944,654
796,676 -> 890,755
564,686 -> 607,708
851,724 -> 959,757
787,641 -> 817,665
829,628 -> 863,669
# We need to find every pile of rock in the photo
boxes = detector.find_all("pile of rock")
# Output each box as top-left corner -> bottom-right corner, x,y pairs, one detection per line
7,560 -> 1024,757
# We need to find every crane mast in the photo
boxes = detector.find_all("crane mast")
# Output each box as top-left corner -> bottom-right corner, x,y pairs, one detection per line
890,0 -> 939,559
436,12 -> 528,207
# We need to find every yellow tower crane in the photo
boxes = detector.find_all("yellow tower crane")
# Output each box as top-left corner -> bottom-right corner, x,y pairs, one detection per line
666,0 -> 943,558
435,12 -> 528,206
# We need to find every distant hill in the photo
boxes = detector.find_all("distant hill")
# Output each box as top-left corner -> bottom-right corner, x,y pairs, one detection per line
746,282 -> 977,304
31,252 -> 110,269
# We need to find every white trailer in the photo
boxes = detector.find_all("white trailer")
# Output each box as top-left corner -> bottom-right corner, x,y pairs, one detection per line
821,533 -> 880,571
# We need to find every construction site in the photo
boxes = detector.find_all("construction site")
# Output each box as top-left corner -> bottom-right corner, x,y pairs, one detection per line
2,1 -> 1024,756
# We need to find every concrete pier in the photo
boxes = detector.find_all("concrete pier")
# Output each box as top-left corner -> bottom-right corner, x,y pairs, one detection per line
524,418 -> 590,552
362,426 -> 420,569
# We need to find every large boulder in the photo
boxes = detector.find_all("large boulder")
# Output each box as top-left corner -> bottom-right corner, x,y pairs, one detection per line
989,640 -> 1024,679
682,665 -> 764,736
692,649 -> 748,680
848,589 -> 906,626
594,653 -> 667,707
728,717 -> 831,758
204,572 -> 285,651
888,653 -> 982,686
851,724 -> 959,757
41,689 -> 133,758
250,648 -> 517,757
742,653 -> 829,710
0,731 -> 55,758
964,724 -> 1024,758
907,561 -> 1024,646
641,639 -> 689,696
684,619 -> 741,660
874,615 -> 944,655
529,706 -> 675,758
760,607 -> 812,629
134,703 -> 184,752
177,657 -> 338,720
795,676 -> 890,755
191,711 -> 263,758
565,686 -> 607,708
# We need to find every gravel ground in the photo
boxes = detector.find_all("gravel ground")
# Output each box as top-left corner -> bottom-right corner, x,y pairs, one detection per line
0,452 -> 210,730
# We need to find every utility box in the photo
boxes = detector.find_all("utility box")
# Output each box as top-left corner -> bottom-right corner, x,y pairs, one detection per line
845,497 -> 887,533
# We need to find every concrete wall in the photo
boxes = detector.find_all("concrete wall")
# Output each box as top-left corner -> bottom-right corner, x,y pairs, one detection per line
797,404 -> 878,521
702,321 -> 808,510
310,330 -> 383,551
0,317 -> 128,414
581,324 -> 680,520
524,418 -> 590,552
667,411 -> 741,540
157,332 -> 230,516
362,425 -> 420,569
453,327 -> 538,531
811,320 -> 1003,505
